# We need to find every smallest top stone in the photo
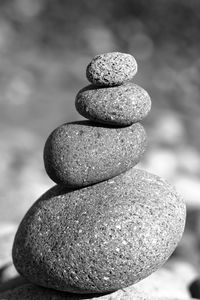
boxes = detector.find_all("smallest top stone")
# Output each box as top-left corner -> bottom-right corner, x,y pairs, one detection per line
86,52 -> 137,86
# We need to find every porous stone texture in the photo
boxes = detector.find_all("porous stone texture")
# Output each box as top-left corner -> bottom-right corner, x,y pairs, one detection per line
75,83 -> 151,126
0,267 -> 192,299
0,283 -> 193,300
12,168 -> 186,294
43,121 -> 147,188
86,52 -> 137,86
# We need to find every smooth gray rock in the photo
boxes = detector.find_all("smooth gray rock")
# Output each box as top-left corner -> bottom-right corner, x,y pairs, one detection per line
43,121 -> 147,188
86,52 -> 137,86
12,168 -> 186,294
75,83 -> 151,126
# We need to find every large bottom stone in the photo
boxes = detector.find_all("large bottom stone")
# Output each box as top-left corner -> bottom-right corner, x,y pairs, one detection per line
12,168 -> 186,294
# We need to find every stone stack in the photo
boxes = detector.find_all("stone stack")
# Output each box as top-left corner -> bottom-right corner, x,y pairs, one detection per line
12,52 -> 186,295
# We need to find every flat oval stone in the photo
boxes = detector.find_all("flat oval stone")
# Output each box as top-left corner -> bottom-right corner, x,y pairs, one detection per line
86,52 -> 137,86
75,83 -> 151,126
43,121 -> 147,188
12,168 -> 186,294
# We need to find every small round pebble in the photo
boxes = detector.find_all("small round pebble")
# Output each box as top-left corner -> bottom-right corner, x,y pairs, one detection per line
86,52 -> 137,86
12,168 -> 186,294
75,83 -> 151,126
43,121 -> 147,188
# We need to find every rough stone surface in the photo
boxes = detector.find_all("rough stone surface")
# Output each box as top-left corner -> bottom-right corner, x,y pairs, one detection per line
75,83 -> 151,126
43,121 -> 147,188
12,168 -> 186,294
0,283 -> 193,300
0,267 -> 191,299
86,52 -> 137,86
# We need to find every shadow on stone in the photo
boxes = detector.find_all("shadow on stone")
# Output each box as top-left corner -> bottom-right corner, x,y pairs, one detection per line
0,274 -> 28,293
0,283 -> 114,300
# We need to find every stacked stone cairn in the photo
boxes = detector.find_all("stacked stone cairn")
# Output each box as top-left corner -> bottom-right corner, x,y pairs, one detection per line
12,52 -> 186,295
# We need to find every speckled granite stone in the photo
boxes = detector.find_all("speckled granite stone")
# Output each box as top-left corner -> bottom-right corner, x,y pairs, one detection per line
12,168 -> 186,294
0,283 -> 193,300
86,52 -> 137,86
0,269 -> 191,299
75,83 -> 151,126
0,268 -> 191,299
43,121 -> 147,188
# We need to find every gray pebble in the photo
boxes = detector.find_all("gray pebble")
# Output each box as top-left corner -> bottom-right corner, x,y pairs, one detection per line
12,168 -> 186,294
75,83 -> 151,126
43,121 -> 147,188
86,52 -> 137,86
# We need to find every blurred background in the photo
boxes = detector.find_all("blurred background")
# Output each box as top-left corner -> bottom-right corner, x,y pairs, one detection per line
0,0 -> 200,289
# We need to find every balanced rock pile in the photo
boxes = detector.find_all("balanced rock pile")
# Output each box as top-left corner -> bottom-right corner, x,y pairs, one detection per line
12,52 -> 186,296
